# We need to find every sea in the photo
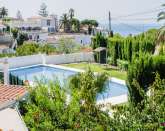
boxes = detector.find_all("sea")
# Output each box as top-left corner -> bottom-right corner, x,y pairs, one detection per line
100,23 -> 161,36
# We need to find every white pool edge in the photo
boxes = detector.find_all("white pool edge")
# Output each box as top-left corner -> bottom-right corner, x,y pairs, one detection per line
9,64 -> 44,71
96,94 -> 128,105
47,64 -> 85,73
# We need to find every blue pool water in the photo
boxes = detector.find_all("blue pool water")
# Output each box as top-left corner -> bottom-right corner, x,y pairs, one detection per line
10,65 -> 128,100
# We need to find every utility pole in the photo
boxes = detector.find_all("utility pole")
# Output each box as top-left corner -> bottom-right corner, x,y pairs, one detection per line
108,11 -> 111,36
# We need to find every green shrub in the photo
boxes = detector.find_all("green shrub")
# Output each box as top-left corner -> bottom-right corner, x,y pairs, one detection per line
159,43 -> 165,55
107,57 -> 112,65
127,53 -> 165,105
107,29 -> 158,65
92,32 -> 107,49
16,42 -> 56,56
117,59 -> 128,71
17,33 -> 29,46
20,70 -> 111,130
57,38 -> 81,54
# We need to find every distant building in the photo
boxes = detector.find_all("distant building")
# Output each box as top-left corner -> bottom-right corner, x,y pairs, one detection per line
27,15 -> 58,33
10,15 -> 58,41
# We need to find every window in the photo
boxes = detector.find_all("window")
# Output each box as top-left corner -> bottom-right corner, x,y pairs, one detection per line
47,20 -> 51,26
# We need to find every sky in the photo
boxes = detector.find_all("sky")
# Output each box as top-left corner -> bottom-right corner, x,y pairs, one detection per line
0,0 -> 164,24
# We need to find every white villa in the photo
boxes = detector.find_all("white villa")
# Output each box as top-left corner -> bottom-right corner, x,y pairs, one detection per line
10,15 -> 58,41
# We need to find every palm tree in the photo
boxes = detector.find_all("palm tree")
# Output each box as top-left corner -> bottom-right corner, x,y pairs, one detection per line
69,8 -> 74,20
158,4 -> 165,21
60,13 -> 70,32
71,18 -> 80,32
0,7 -> 8,18
157,4 -> 165,44
69,70 -> 108,106
68,8 -> 75,32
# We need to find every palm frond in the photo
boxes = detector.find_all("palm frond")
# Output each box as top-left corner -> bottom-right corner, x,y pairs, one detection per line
157,12 -> 165,21
157,11 -> 165,17
157,26 -> 165,44
157,16 -> 165,21
157,4 -> 165,21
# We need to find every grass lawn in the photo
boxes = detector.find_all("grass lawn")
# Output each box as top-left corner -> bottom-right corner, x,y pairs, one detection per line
62,62 -> 127,80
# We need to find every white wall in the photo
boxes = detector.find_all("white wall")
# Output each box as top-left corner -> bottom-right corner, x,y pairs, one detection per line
0,52 -> 94,70
10,20 -> 42,28
41,19 -> 55,28
0,54 -> 43,70
0,35 -> 12,43
46,52 -> 94,65
8,55 -> 43,68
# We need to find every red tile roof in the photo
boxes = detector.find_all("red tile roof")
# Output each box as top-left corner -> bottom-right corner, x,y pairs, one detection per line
0,85 -> 27,105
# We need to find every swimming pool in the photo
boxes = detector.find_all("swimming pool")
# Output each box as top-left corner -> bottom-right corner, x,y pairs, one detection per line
10,65 -> 128,101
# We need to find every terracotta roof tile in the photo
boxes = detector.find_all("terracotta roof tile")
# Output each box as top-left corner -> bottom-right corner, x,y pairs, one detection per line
0,85 -> 27,105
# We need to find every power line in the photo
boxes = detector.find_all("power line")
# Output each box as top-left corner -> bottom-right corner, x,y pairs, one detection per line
105,6 -> 163,33
116,22 -> 143,32
112,7 -> 165,20
112,18 -> 157,21
113,7 -> 164,19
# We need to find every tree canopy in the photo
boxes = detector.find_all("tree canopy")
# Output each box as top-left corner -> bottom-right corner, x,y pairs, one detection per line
20,70 -> 111,130
81,19 -> 99,27
0,7 -> 8,18
19,70 -> 165,130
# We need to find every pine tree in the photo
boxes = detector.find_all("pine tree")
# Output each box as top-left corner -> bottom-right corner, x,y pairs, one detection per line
39,3 -> 48,17
16,10 -> 22,20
